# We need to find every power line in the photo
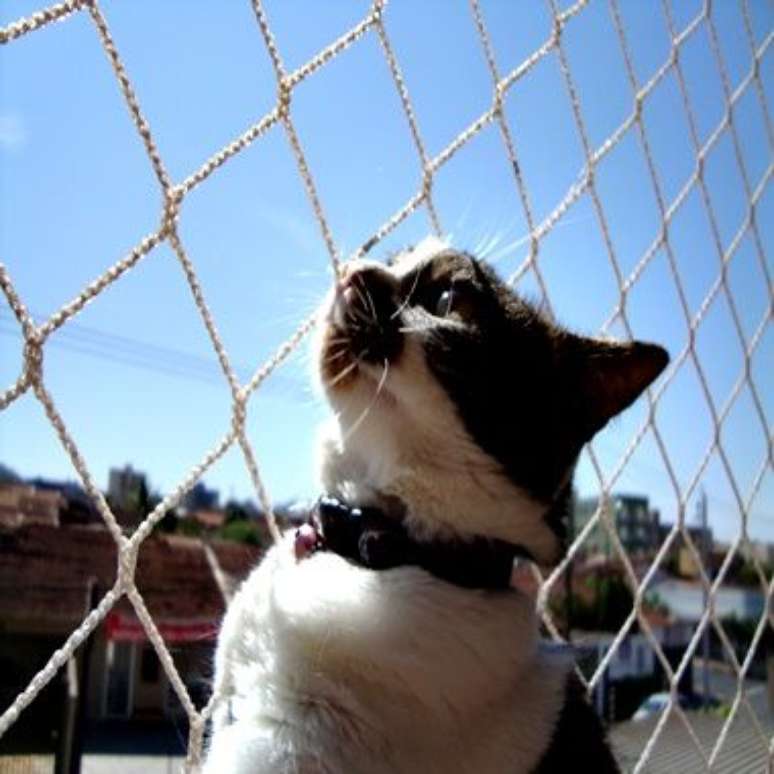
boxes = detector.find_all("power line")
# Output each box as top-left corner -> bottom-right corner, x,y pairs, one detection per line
0,310 -> 310,400
0,322 -> 230,387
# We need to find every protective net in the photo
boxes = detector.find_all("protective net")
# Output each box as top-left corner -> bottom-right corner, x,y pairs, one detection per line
0,1 -> 771,771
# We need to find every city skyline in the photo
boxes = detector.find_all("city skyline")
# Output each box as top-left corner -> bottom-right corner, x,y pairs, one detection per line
2,457 -> 768,555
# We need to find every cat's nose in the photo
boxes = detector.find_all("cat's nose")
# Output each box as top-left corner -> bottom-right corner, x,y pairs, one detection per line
335,262 -> 400,329
338,263 -> 399,324
336,262 -> 402,364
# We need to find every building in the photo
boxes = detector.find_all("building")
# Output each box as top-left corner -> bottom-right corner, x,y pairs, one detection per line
572,615 -> 694,722
0,482 -> 64,528
612,703 -> 774,772
108,465 -> 148,513
28,477 -> 102,526
648,578 -> 766,624
189,508 -> 226,530
747,540 -> 774,569
574,494 -> 661,559
108,465 -> 152,528
656,523 -> 714,578
0,521 -> 261,752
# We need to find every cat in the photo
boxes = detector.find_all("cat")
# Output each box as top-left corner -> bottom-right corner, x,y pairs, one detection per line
202,235 -> 668,773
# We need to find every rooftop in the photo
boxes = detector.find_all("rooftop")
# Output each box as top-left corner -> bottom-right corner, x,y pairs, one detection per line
612,704 -> 774,773
0,524 -> 262,631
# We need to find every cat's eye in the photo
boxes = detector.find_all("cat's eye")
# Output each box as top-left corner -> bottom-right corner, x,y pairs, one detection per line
434,289 -> 455,317
425,282 -> 476,320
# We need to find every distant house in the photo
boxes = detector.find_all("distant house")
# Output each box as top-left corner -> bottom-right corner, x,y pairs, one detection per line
0,483 -> 64,528
657,523 -> 714,579
574,494 -> 661,559
107,465 -> 148,518
0,522 -> 261,747
572,616 -> 694,721
28,478 -> 102,526
574,618 -> 694,680
573,630 -> 657,684
745,540 -> 774,569
189,508 -> 226,530
648,578 -> 766,623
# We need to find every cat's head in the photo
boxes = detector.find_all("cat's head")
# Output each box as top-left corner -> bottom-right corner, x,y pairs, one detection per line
314,237 -> 668,564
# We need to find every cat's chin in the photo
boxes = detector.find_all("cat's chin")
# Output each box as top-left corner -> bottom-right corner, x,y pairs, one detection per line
324,368 -> 398,434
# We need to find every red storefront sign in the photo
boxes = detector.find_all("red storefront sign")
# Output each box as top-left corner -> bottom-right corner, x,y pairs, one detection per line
105,610 -> 218,643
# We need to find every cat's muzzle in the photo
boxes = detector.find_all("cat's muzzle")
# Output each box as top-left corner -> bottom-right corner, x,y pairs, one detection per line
333,264 -> 403,365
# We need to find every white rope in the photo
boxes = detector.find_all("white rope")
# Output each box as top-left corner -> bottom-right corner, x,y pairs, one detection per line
0,1 -> 770,770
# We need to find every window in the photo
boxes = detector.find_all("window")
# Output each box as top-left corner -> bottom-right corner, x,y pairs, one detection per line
104,641 -> 134,717
141,645 -> 160,683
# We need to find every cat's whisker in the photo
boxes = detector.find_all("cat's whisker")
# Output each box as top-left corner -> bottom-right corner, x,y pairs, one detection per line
348,281 -> 378,326
342,358 -> 390,444
362,285 -> 379,325
323,348 -> 350,364
451,198 -> 474,238
473,219 -> 505,257
323,342 -> 374,389
488,214 -> 590,267
390,267 -> 422,320
324,359 -> 359,389
398,323 -> 434,335
486,232 -> 532,265
344,305 -> 373,328
471,225 -> 489,255
347,279 -> 369,310
477,234 -> 498,261
475,213 -> 526,262
479,229 -> 509,261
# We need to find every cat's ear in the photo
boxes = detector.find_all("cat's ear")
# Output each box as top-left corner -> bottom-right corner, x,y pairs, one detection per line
565,337 -> 669,438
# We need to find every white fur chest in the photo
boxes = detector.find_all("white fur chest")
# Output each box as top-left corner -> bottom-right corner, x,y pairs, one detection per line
203,535 -> 569,773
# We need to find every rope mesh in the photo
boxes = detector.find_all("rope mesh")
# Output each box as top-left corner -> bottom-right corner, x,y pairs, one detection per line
0,1 -> 771,771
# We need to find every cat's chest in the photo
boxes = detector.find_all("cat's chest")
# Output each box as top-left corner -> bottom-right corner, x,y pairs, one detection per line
215,576 -> 570,773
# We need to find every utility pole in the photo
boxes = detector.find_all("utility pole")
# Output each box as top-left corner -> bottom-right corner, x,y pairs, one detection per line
698,489 -> 711,706
64,579 -> 99,774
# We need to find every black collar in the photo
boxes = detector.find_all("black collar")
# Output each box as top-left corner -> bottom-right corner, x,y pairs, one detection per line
312,496 -> 525,591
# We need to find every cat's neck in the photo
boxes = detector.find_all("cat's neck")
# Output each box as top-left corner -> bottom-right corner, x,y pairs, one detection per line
316,416 -> 559,558
312,495 -> 525,589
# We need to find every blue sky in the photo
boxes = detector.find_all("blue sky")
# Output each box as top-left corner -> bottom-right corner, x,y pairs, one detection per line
1,0 -> 771,547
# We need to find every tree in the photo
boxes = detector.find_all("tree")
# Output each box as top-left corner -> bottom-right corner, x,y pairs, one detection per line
0,463 -> 21,483
177,517 -> 203,537
224,500 -> 249,524
156,509 -> 179,533
556,571 -> 635,633
218,519 -> 265,546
